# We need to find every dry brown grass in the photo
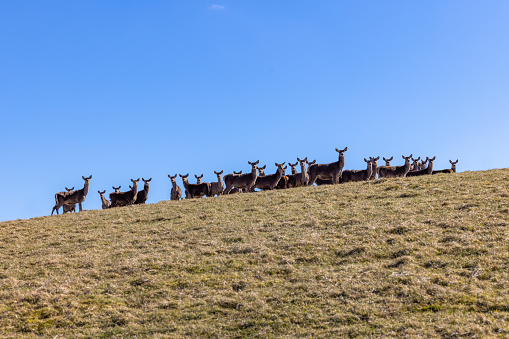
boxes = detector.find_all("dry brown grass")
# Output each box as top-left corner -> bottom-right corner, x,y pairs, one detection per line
1,169 -> 509,337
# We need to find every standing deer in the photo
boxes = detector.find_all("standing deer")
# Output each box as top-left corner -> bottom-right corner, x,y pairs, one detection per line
223,160 -> 259,194
341,158 -> 373,183
433,159 -> 459,174
98,190 -> 111,209
383,156 -> 393,166
180,174 -> 211,199
377,155 -> 413,178
251,162 -> 286,191
62,187 -> 76,213
287,157 -> 310,188
110,178 -> 139,207
52,176 -> 92,215
407,157 -> 435,177
209,170 -> 225,197
369,156 -> 380,180
133,178 -> 151,204
195,174 -> 203,184
168,174 -> 183,200
308,147 -> 348,185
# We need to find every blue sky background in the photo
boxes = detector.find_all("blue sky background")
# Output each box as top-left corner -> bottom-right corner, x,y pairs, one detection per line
1,1 -> 508,222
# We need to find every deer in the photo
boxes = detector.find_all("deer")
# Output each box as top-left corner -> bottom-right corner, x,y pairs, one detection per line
223,160 -> 259,194
410,157 -> 421,171
227,171 -> 244,193
407,157 -> 435,177
168,174 -> 183,200
112,186 -> 121,193
275,172 -> 289,189
288,162 -> 298,175
132,178 -> 151,204
369,156 -> 380,180
180,174 -> 211,199
110,185 -> 128,207
61,187 -> 77,213
340,158 -> 373,183
98,190 -> 111,209
287,157 -> 310,188
251,162 -> 286,191
420,159 -> 427,171
383,156 -> 393,166
209,170 -> 224,197
51,176 -> 92,215
109,178 -> 139,207
377,155 -> 412,178
195,174 -> 203,184
433,159 -> 459,174
257,165 -> 266,177
308,147 -> 348,185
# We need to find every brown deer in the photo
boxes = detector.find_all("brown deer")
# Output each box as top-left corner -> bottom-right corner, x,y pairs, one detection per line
369,156 -> 380,180
233,170 -> 242,174
209,170 -> 225,197
223,160 -> 259,194
407,157 -> 435,177
251,162 -> 286,191
62,187 -> 76,213
180,174 -> 211,199
257,165 -> 266,177
410,157 -> 421,171
288,162 -> 298,175
420,159 -> 427,171
287,157 -> 310,188
98,190 -> 111,209
433,159 -> 458,174
133,178 -> 151,204
112,186 -> 121,193
168,174 -> 183,200
195,174 -> 203,184
308,147 -> 348,185
377,155 -> 412,178
52,176 -> 92,215
110,178 -> 139,207
341,158 -> 373,183
383,156 -> 393,166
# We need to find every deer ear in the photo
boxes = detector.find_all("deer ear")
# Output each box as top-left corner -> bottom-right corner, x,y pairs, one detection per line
389,156 -> 393,161
147,178 -> 152,182
82,176 -> 85,180
168,174 -> 171,178
364,158 -> 368,162
376,156 -> 380,160
402,155 -> 405,159
431,156 -> 436,161
343,147 -> 348,152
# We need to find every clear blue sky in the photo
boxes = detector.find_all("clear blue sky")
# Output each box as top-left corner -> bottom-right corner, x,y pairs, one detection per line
1,1 -> 508,222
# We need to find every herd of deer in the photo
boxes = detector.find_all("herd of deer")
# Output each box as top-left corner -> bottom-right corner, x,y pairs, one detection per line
51,148 -> 459,215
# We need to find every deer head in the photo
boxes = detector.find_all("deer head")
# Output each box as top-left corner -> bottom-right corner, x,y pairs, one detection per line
214,170 -> 223,176
112,185 -> 121,192
257,165 -> 266,176
233,171 -> 242,175
450,159 -> 458,172
98,190 -> 106,195
383,156 -> 393,166
65,187 -> 74,192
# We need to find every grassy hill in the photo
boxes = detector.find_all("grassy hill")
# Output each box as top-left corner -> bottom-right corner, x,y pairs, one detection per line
1,169 -> 509,337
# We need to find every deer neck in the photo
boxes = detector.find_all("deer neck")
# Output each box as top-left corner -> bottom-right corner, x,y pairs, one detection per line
172,181 -> 177,190
404,159 -> 411,175
300,163 -> 308,181
100,194 -> 108,205
144,183 -> 149,195
182,178 -> 189,189
251,166 -> 257,179
367,162 -> 373,178
132,183 -> 138,195
82,181 -> 89,198
217,175 -> 224,187
426,161 -> 434,174
337,153 -> 346,171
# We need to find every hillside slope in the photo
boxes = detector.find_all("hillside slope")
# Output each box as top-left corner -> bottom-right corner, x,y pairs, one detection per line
1,169 -> 509,337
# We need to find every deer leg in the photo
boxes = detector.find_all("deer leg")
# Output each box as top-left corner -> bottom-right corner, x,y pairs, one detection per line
79,202 -> 83,212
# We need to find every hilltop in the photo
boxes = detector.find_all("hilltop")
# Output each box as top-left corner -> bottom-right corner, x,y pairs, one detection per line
1,169 -> 508,337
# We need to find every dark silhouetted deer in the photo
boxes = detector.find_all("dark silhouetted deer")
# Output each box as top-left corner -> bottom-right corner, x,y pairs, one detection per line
52,176 -> 92,215
308,147 -> 347,185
